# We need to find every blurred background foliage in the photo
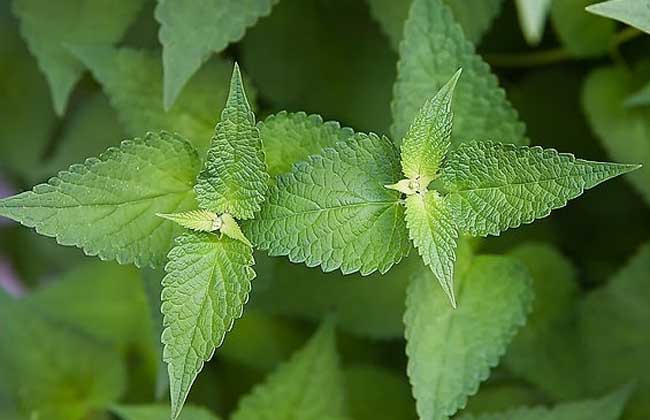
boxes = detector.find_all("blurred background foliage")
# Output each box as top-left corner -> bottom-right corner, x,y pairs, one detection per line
0,0 -> 649,419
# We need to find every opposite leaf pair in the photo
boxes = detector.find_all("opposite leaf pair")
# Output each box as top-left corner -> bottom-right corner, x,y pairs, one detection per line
248,69 -> 639,307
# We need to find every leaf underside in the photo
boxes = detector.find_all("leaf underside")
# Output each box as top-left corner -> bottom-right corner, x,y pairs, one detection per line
245,133 -> 411,276
586,0 -> 650,34
162,232 -> 255,420
0,132 -> 200,268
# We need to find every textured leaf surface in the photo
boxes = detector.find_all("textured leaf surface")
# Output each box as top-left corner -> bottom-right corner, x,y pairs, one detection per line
405,192 -> 458,307
72,46 -> 234,153
195,65 -> 268,219
0,292 -> 126,420
252,255 -> 420,339
391,0 -> 526,146
0,132 -> 200,268
162,232 -> 255,419
504,243 -> 585,400
158,210 -> 219,233
551,0 -> 615,57
246,133 -> 410,275
515,0 -> 552,45
440,142 -> 638,237
258,111 -> 354,177
231,323 -> 346,420
579,242 -> 650,420
12,0 -> 145,114
587,0 -> 650,34
404,255 -> 533,420
582,66 -> 650,206
0,12 -> 56,178
401,69 -> 460,182
367,0 -> 504,48
113,404 -> 220,420
155,0 -> 277,109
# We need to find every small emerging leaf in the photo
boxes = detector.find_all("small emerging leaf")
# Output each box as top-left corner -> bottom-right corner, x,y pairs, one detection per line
195,63 -> 269,220
157,210 -> 219,232
515,0 -> 552,45
400,69 -> 461,184
220,213 -> 252,247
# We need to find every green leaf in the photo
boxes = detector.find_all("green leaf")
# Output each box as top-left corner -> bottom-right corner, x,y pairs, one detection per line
440,141 -> 639,237
457,386 -> 632,420
258,111 -> 354,177
155,0 -> 277,109
0,292 -> 126,420
38,92 -> 125,181
158,210 -> 220,233
515,0 -> 552,45
504,243 -> 585,400
0,12 -> 56,178
551,0 -> 616,57
579,242 -> 650,419
405,192 -> 459,307
582,65 -> 650,207
246,133 -> 410,275
195,64 -> 269,220
252,254 -> 420,339
404,255 -> 533,420
586,0 -> 650,34
231,322 -> 346,420
401,69 -> 461,183
392,0 -> 526,149
71,46 -> 235,154
0,131 -> 200,268
624,81 -> 650,107
367,0 -> 505,48
11,0 -> 145,114
161,232 -> 255,420
113,404 -> 220,420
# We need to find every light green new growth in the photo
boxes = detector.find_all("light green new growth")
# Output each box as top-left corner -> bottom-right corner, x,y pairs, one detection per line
586,0 -> 650,34
162,232 -> 255,420
12,0 -> 145,114
246,133 -> 411,276
155,0 -> 278,109
400,68 -> 461,186
391,0 -> 527,147
405,192 -> 458,307
231,322 -> 346,420
0,132 -> 200,268
404,256 -> 533,420
440,141 -> 640,237
159,210 -> 253,247
195,64 -> 269,220
113,404 -> 220,420
257,111 -> 354,177
71,46 -> 233,154
457,385 -> 632,420
515,0 -> 552,45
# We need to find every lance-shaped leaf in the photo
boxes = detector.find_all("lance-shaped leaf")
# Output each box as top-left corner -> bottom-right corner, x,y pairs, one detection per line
401,69 -> 461,184
12,0 -> 145,114
245,133 -> 411,275
158,210 -> 220,233
71,46 -> 233,154
0,132 -> 200,268
195,64 -> 269,220
258,111 -> 354,177
113,404 -> 220,420
404,255 -> 533,420
155,0 -> 277,109
162,232 -> 255,420
439,141 -> 639,237
405,192 -> 459,307
586,0 -> 650,34
515,0 -> 552,45
457,386 -> 632,420
231,322 -> 346,420
391,0 -> 526,147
